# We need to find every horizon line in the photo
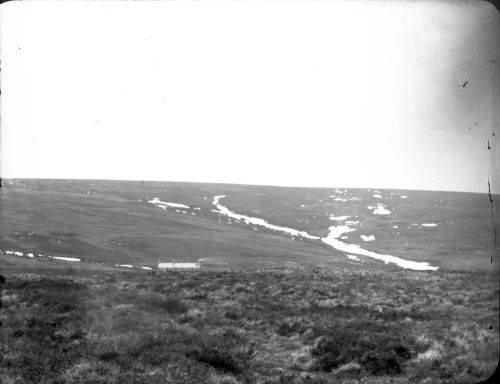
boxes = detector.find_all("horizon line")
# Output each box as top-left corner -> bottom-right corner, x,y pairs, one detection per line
1,176 -> 497,196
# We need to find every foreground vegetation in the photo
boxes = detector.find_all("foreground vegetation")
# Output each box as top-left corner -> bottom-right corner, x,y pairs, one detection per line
0,268 -> 498,383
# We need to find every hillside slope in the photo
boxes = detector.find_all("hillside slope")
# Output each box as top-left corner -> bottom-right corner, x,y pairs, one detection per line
1,179 -> 497,271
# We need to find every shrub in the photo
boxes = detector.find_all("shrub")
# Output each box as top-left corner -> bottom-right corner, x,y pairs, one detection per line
188,346 -> 245,374
390,343 -> 412,360
311,336 -> 345,371
186,334 -> 253,375
276,320 -> 301,336
310,327 -> 413,374
360,350 -> 403,375
224,310 -> 240,320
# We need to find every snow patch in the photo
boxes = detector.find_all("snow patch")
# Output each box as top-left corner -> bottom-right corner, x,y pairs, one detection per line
345,220 -> 359,225
372,204 -> 391,215
422,223 -> 438,227
49,256 -> 80,262
211,194 -> 438,272
321,226 -> 438,271
330,215 -> 350,221
213,195 -> 320,240
360,235 -> 376,242
148,197 -> 190,209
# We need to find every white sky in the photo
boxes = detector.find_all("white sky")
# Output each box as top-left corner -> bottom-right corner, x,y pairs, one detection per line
1,0 -> 499,193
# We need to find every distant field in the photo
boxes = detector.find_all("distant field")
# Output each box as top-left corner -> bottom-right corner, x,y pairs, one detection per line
0,268 -> 497,383
0,179 -> 498,271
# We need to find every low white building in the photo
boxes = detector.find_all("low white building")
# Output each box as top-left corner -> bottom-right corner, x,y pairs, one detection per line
158,262 -> 200,270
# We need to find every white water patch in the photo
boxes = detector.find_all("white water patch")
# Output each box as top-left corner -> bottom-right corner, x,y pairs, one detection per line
213,195 -> 320,240
372,204 -> 391,215
148,197 -> 190,209
49,256 -> 80,262
116,264 -> 133,268
212,195 -> 438,271
321,225 -> 438,271
360,235 -> 376,242
347,255 -> 361,261
324,225 -> 357,239
141,266 -> 153,270
2,250 -> 36,258
373,194 -> 382,199
329,215 -> 350,221
401,195 -> 408,199
300,204 -> 306,208
345,220 -> 359,225
392,225 -> 398,229
422,223 -> 438,227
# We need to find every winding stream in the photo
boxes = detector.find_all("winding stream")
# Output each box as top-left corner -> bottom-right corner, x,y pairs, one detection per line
212,195 -> 439,271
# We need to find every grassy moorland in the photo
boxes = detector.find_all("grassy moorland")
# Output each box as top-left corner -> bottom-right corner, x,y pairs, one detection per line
0,267 -> 497,384
1,179 -> 497,270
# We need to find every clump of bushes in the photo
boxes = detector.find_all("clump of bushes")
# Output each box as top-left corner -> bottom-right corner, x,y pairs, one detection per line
186,333 -> 254,375
0,268 -> 497,383
360,350 -> 403,375
224,310 -> 240,320
310,326 -> 414,375
276,320 -> 302,336
188,345 -> 246,374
